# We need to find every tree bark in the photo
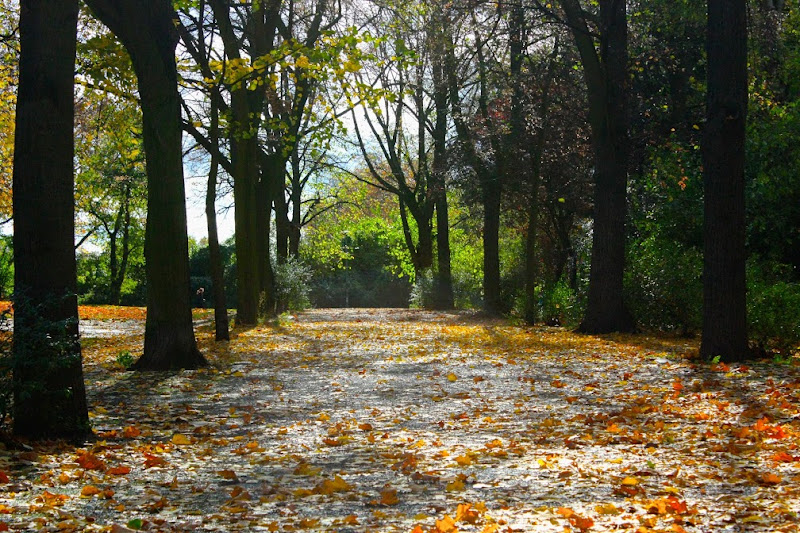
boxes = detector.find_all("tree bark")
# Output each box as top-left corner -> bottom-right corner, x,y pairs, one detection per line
206,89 -> 230,341
210,0 -> 279,324
561,0 -> 635,333
12,0 -> 89,440
700,0 -> 749,361
85,0 -> 205,369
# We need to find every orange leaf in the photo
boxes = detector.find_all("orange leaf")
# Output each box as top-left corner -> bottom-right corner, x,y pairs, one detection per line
455,503 -> 481,524
107,466 -> 131,476
122,426 -> 141,439
143,454 -> 168,468
379,488 -> 399,506
0,522 -> 8,532
76,451 -> 106,471
557,507 -> 575,518
571,516 -> 594,531
434,514 -> 458,533
81,485 -> 102,496
358,422 -> 373,431
0,471 -> 8,484
218,469 -> 238,481
771,451 -> 795,463
761,472 -> 782,485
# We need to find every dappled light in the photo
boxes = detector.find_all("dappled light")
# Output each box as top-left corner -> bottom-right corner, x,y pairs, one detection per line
2,308 -> 800,531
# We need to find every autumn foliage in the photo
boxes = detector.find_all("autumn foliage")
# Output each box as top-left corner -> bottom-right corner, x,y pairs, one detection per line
0,308 -> 799,532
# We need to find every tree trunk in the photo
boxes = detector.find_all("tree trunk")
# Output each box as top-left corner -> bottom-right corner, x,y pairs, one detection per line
12,0 -> 89,440
700,0 -> 749,362
482,175 -> 502,314
258,152 -> 277,315
431,30 -> 454,309
206,90 -> 230,341
85,0 -> 205,369
561,0 -> 635,333
289,151 -> 303,257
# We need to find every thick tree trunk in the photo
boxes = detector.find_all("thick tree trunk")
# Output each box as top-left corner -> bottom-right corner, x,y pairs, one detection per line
206,91 -> 230,341
561,0 -> 635,333
85,0 -> 205,369
700,0 -> 749,362
232,135 -> 262,324
12,0 -> 89,440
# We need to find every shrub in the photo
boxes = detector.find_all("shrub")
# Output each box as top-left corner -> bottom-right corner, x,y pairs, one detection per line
625,235 -> 702,334
748,263 -> 800,356
539,280 -> 582,327
274,256 -> 313,311
0,310 -> 11,433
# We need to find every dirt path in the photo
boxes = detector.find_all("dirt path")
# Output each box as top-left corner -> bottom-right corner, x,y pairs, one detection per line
1,309 -> 799,532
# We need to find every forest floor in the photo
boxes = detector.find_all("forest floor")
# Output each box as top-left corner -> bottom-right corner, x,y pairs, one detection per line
1,307 -> 800,532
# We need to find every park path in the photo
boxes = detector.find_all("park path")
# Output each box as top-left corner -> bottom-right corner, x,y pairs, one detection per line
1,308 -> 799,532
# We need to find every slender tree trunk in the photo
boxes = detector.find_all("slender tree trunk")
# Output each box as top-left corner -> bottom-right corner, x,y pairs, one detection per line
561,0 -> 635,333
12,0 -> 89,440
289,152 -> 302,257
85,0 -> 205,369
207,90 -> 230,341
700,0 -> 749,361
482,176 -> 502,314
524,39 -> 560,324
257,152 -> 277,315
210,0 -> 277,325
273,170 -> 290,264
431,29 -> 454,309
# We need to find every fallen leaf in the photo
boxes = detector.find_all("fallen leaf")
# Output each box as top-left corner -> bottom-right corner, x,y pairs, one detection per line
81,485 -> 102,497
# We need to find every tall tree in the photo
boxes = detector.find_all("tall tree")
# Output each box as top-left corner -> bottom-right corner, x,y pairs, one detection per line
700,0 -> 749,361
84,0 -> 206,369
559,0 -> 635,333
429,7 -> 454,309
12,0 -> 89,439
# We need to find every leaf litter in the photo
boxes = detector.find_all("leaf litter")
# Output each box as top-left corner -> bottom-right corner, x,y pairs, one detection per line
1,307 -> 800,532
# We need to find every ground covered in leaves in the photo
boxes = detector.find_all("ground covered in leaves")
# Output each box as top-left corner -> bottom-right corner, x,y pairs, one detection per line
2,307 -> 800,532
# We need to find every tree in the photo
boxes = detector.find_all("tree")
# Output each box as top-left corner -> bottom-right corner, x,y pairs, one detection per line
74,94 -> 147,305
559,0 -> 635,333
84,0 -> 206,369
12,0 -> 89,439
700,0 -> 749,361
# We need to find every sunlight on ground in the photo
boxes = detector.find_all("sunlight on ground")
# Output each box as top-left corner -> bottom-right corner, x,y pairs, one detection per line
1,307 -> 799,532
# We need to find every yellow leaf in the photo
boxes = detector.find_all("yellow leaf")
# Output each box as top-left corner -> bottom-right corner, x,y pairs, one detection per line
315,475 -> 353,495
435,514 -> 458,533
447,373 -> 458,382
171,433 -> 191,445
454,454 -> 475,466
298,518 -> 320,528
621,476 -> 640,486
596,503 -> 620,515
445,478 -> 465,492
293,463 -> 321,476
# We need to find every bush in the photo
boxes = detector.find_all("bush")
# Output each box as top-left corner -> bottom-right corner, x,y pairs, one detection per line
409,269 -> 435,309
625,235 -> 702,334
539,280 -> 582,327
274,256 -> 313,311
0,310 -> 11,433
748,263 -> 800,356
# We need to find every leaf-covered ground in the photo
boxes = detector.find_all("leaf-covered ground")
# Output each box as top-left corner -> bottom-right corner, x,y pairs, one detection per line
2,308 -> 800,532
